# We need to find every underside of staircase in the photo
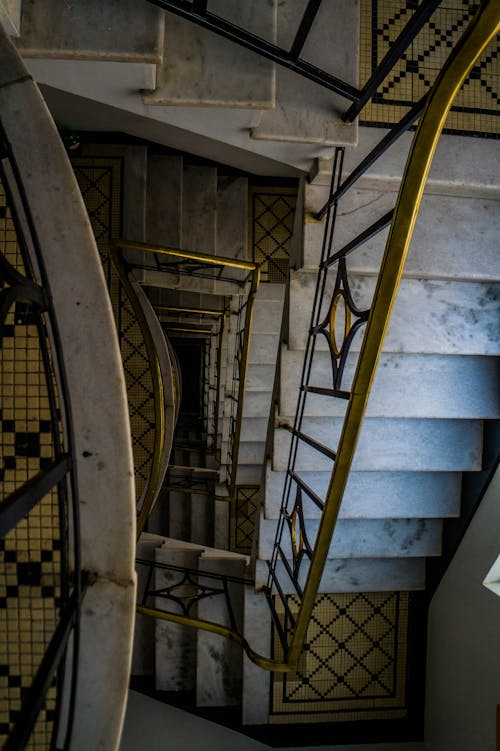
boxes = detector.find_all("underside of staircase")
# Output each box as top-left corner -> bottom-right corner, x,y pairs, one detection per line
1,1 -> 499,749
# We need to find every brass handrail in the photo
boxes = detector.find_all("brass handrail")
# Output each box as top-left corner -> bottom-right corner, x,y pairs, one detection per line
109,244 -> 166,539
285,0 -> 500,666
114,240 -> 260,512
227,266 -> 261,501
127,0 -> 499,671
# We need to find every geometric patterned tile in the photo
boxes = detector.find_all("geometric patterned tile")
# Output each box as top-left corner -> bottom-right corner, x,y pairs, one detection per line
360,0 -> 500,137
271,592 -> 409,723
250,188 -> 297,283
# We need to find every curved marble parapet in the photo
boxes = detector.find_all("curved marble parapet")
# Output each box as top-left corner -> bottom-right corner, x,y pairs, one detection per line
167,336 -> 182,423
131,280 -> 177,513
0,27 -> 136,751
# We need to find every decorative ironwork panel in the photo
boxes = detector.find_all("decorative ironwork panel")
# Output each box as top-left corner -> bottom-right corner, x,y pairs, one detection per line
270,592 -> 409,723
251,188 -> 297,283
0,142 -> 82,747
360,0 -> 500,136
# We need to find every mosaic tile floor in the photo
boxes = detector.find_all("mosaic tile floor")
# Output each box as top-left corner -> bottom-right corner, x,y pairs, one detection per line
360,0 -> 500,137
270,592 -> 409,724
0,184 -> 60,749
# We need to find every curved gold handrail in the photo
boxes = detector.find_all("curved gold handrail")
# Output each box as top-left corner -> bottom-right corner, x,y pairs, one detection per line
109,244 -> 166,539
287,0 -> 500,664
125,0 -> 500,671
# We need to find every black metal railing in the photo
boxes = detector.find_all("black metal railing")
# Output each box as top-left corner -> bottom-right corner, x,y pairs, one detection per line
0,129 -> 83,750
264,0 -> 500,665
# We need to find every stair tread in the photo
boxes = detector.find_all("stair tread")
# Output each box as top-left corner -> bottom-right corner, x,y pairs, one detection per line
144,1 -> 276,108
264,466 -> 462,520
288,270 -> 500,355
280,349 -> 500,419
16,0 -> 165,61
273,417 -> 483,472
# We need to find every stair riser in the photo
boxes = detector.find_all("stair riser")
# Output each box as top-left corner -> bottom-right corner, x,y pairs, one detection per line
264,467 -> 461,520
280,349 -> 500,419
259,517 -> 443,559
255,557 -> 426,592
288,270 -> 500,356
303,187 -> 499,281
273,418 -> 483,472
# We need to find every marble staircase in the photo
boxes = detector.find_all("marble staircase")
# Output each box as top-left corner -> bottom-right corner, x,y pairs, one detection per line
255,129 -> 499,597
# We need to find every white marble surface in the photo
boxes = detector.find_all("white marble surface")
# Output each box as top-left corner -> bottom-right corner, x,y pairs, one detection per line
288,270 -> 500,356
280,348 -> 500,419
242,588 -> 271,725
252,66 -> 357,146
196,557 -> 246,707
255,556 -> 426,593
303,186 -> 500,282
217,175 -> 248,260
264,465 -> 461,520
155,546 -> 200,692
15,0 -> 165,61
182,165 -> 217,255
146,154 -> 182,247
253,0 -> 358,145
273,417 -> 483,472
259,517 -> 443,559
144,0 -> 276,108
72,578 -> 137,751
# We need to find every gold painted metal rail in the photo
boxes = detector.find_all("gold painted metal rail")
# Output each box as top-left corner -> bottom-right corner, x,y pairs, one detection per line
122,0 -> 499,671
112,240 -> 260,536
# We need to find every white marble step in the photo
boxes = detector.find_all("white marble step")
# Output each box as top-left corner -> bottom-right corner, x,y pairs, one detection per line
132,533 -> 166,676
123,145 -> 147,244
242,587 -> 272,725
259,515 -> 443,559
273,417 -> 482,472
242,391 -> 274,419
248,333 -> 282,364
240,417 -> 268,443
155,545 -> 200,692
217,176 -> 248,261
288,269 -> 500,356
16,0 -> 164,61
251,299 -> 287,335
236,464 -> 265,485
144,0 -> 276,109
310,128 -> 500,200
251,0 -> 358,146
246,363 -> 276,392
196,556 -> 247,708
264,464 -> 461,520
254,556 -> 426,592
280,349 -> 500,419
146,154 -> 183,247
302,184 -> 500,281
182,164 -> 217,255
136,269 -> 245,296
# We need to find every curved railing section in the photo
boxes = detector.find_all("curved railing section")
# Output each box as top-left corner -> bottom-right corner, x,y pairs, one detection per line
265,0 -> 500,666
113,239 -> 260,511
0,26 -> 136,750
120,0 -> 498,672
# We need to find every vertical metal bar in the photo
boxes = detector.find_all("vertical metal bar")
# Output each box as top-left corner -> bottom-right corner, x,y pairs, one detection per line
288,0 -> 323,60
